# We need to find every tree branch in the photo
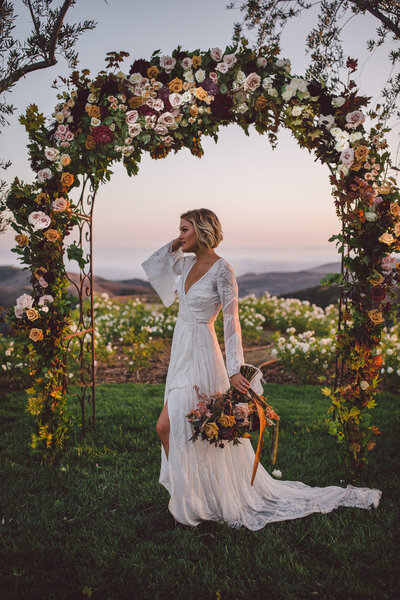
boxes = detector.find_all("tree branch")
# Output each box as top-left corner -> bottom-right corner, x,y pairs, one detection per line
348,0 -> 400,38
0,0 -> 75,93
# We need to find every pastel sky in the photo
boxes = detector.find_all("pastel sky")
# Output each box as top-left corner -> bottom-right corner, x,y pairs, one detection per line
0,0 -> 397,278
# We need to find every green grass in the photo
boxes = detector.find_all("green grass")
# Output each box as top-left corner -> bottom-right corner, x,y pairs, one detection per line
0,383 -> 399,600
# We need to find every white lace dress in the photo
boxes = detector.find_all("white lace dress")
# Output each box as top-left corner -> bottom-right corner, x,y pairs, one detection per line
141,242 -> 382,530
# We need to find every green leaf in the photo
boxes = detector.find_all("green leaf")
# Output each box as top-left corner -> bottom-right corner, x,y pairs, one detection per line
67,243 -> 88,270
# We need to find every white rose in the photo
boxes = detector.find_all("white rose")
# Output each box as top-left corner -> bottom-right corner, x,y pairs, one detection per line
183,70 -> 195,82
318,115 -> 335,129
330,127 -> 343,138
91,117 -> 101,127
180,57 -> 192,70
14,305 -> 24,319
365,212 -> 377,222
360,380 -> 369,390
235,70 -> 246,84
332,97 -> 346,108
37,168 -> 52,183
195,69 -> 206,82
129,73 -> 142,84
152,99 -> 164,111
116,71 -> 125,79
16,294 -> 34,308
268,88 -> 278,97
28,210 -> 51,230
40,306 -> 49,313
349,132 -> 363,142
55,112 -> 64,123
272,469 -> 282,478
334,139 -> 350,152
144,115 -> 156,129
169,93 -> 183,108
235,103 -> 248,114
210,47 -> 223,61
291,106 -> 303,116
181,91 -> 192,104
45,147 -> 59,161
262,77 -> 272,89
87,93 -> 98,103
282,86 -> 295,101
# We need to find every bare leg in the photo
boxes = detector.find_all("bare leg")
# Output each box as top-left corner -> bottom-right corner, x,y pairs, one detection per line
156,399 -> 170,460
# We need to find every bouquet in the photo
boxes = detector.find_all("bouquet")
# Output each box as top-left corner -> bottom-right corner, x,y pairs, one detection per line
186,365 -> 280,485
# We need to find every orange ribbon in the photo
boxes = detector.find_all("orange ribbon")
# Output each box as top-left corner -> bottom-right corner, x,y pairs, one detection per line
247,389 -> 279,486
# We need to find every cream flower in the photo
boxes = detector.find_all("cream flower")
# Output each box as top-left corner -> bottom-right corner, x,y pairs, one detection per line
37,168 -> 52,183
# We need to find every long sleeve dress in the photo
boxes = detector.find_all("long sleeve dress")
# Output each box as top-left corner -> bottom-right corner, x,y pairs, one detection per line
141,242 -> 382,530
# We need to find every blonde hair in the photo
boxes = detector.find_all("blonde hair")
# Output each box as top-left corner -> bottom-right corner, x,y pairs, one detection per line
180,208 -> 223,249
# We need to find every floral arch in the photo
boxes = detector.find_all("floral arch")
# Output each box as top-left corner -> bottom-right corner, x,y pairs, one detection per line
6,43 -> 400,471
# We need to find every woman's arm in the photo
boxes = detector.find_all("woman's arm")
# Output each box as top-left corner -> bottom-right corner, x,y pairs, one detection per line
216,262 -> 250,394
141,239 -> 185,307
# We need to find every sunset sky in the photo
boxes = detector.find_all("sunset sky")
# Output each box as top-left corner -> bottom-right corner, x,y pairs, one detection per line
0,0 -> 397,278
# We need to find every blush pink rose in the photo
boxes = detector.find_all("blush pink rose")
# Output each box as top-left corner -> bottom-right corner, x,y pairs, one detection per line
28,211 -> 51,230
152,99 -> 164,112
257,57 -> 267,68
44,147 -> 59,161
16,294 -> 34,308
38,168 -> 52,183
210,47 -> 223,61
223,53 -> 237,68
181,57 -> 193,70
128,123 -> 142,137
38,294 -> 54,306
52,198 -> 69,212
234,402 -> 250,420
345,110 -> 365,129
209,72 -> 218,83
160,55 -> 176,72
158,112 -> 175,127
154,123 -> 168,135
215,62 -> 229,74
126,110 -> 139,125
38,276 -> 48,288
340,147 -> 354,166
243,72 -> 261,91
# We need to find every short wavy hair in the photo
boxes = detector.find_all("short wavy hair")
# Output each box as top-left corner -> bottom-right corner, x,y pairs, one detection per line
180,208 -> 223,249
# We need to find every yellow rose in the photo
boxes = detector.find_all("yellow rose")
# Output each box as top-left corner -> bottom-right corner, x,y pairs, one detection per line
204,422 -> 219,439
368,309 -> 385,325
394,222 -> 400,237
43,229 -> 60,242
128,96 -> 145,109
60,172 -> 74,187
192,55 -> 202,68
378,232 -> 395,245
375,180 -> 392,195
255,95 -> 269,111
168,77 -> 183,93
350,161 -> 363,172
218,414 -> 236,427
15,234 -> 29,246
147,65 -> 160,79
29,328 -> 43,342
189,104 -> 199,117
354,145 -> 370,162
390,202 -> 400,217
26,308 -> 40,321
194,87 -> 208,102
368,272 -> 384,286
33,267 -> 48,280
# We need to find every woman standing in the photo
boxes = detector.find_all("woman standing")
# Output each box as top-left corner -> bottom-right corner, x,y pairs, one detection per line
142,208 -> 381,530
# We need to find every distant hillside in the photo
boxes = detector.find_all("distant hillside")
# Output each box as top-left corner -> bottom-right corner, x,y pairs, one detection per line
236,262 -> 342,297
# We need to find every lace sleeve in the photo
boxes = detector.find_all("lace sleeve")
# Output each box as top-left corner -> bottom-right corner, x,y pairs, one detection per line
217,261 -> 244,378
141,241 -> 184,307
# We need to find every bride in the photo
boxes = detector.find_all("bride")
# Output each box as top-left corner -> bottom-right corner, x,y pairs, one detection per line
141,208 -> 382,530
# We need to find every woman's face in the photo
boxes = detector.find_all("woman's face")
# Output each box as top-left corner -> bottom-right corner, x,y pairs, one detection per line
178,218 -> 197,252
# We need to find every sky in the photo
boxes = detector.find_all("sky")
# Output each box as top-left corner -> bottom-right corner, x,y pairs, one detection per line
0,0 -> 397,278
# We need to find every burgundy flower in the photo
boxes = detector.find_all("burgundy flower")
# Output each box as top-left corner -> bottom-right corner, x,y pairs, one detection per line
210,93 -> 233,120
129,59 -> 151,77
218,426 -> 235,440
100,78 -> 120,98
244,60 -> 258,75
157,86 -> 172,112
91,125 -> 114,145
138,104 -> 158,117
200,77 -> 219,96
70,87 -> 89,124
371,285 -> 386,303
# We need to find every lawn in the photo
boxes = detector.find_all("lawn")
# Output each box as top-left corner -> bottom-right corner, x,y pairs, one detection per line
0,383 -> 399,600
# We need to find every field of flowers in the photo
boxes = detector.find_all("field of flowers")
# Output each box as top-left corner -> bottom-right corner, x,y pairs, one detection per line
1,291 -> 399,391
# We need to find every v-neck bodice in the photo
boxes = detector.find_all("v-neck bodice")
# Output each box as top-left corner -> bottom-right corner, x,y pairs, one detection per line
183,256 -> 223,296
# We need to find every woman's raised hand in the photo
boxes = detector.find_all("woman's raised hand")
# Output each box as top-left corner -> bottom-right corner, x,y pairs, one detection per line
230,372 -> 250,394
171,237 -> 182,252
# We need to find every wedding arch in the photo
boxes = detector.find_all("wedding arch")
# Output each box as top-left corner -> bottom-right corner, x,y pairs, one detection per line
6,43 -> 400,471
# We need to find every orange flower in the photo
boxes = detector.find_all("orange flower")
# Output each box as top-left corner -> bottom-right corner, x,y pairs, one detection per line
390,202 -> 400,217
43,229 -> 60,242
371,425 -> 382,435
378,232 -> 395,245
367,309 -> 385,325
375,180 -> 392,195
368,272 -> 384,286
60,172 -> 74,187
15,234 -> 29,246
85,104 -> 101,119
192,55 -> 202,68
147,65 -> 159,79
29,328 -> 43,342
189,104 -> 199,117
168,77 -> 183,93
194,87 -> 208,102
367,441 -> 376,451
354,145 -> 370,162
394,222 -> 400,237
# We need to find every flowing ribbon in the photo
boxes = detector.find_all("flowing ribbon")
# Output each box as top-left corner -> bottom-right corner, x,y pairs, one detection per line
247,388 -> 279,486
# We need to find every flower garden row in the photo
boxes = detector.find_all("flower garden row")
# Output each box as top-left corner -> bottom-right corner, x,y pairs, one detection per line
3,291 -> 399,394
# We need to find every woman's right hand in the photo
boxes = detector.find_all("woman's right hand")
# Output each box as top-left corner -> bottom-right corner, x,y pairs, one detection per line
230,372 -> 250,395
171,237 -> 182,253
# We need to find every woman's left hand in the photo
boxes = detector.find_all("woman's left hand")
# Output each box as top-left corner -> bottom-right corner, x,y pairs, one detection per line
230,372 -> 250,394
